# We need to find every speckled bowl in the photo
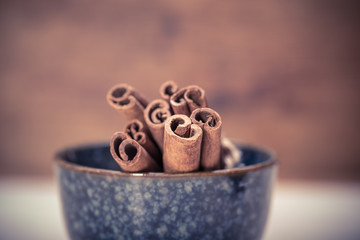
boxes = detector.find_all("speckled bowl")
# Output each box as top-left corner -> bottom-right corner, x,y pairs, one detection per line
55,142 -> 277,240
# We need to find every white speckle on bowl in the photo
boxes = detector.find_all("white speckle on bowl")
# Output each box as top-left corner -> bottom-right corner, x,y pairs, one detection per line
87,188 -> 93,197
144,192 -> 151,199
184,182 -> 193,193
157,225 -> 168,235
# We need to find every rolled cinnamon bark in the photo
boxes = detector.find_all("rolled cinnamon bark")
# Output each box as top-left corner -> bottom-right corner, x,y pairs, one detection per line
184,85 -> 208,112
170,85 -> 208,116
190,107 -> 222,171
169,88 -> 190,116
159,80 -> 178,102
110,132 -> 160,172
124,119 -> 161,164
163,114 -> 203,173
144,99 -> 172,151
106,84 -> 148,124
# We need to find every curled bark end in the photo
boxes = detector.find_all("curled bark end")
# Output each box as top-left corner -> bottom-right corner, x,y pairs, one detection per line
106,84 -> 148,123
124,119 -> 162,164
170,85 -> 207,116
190,108 -> 222,171
163,114 -> 203,173
159,80 -> 178,101
110,131 -> 160,172
144,99 -> 172,150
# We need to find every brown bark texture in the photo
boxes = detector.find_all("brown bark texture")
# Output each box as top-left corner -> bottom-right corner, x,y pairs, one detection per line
124,119 -> 162,164
159,80 -> 178,102
190,107 -> 222,170
110,131 -> 160,172
170,85 -> 207,116
144,99 -> 172,151
163,114 -> 203,173
106,83 -> 148,124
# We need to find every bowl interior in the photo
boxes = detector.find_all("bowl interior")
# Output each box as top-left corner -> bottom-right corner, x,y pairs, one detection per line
57,143 -> 273,172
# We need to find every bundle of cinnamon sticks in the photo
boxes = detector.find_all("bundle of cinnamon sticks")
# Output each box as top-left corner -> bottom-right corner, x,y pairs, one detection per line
107,81 -> 224,173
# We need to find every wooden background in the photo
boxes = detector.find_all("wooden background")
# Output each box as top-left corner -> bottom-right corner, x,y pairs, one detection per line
0,0 -> 359,180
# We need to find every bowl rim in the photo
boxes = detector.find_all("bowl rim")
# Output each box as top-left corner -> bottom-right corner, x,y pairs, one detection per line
55,141 -> 277,178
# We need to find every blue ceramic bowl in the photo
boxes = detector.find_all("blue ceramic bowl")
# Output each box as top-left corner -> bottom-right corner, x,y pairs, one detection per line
55,142 -> 277,240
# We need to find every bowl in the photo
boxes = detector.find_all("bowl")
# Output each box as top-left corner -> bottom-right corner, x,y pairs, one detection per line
55,142 -> 277,240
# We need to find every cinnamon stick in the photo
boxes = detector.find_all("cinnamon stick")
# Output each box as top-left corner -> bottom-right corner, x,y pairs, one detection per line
110,132 -> 160,172
106,84 -> 148,124
143,99 -> 172,151
124,119 -> 161,164
184,85 -> 208,112
190,107 -> 222,170
163,114 -> 203,173
159,80 -> 178,102
170,85 -> 207,116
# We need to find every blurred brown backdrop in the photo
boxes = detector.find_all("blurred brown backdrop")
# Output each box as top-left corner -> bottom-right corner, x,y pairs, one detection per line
0,0 -> 359,180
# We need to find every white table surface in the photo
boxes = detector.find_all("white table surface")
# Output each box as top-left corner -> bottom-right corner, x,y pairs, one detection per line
0,178 -> 359,240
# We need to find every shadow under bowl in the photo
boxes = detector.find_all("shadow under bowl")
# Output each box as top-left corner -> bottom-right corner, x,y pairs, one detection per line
55,142 -> 277,240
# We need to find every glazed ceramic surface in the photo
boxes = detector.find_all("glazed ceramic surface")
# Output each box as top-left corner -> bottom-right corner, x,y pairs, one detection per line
55,143 -> 277,240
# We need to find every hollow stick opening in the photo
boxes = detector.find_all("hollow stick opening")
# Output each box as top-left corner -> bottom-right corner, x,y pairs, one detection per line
110,132 -> 160,173
170,85 -> 208,116
159,80 -> 178,102
106,83 -> 148,125
184,85 -> 208,112
190,108 -> 222,170
163,114 -> 203,173
144,99 -> 172,151
170,88 -> 191,116
124,119 -> 162,165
